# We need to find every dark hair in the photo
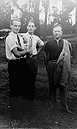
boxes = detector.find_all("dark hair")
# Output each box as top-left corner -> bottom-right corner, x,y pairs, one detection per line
27,20 -> 36,26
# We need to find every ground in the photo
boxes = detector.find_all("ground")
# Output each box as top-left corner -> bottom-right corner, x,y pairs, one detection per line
0,39 -> 77,128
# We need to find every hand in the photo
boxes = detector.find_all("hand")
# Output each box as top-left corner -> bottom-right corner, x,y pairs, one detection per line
24,44 -> 28,50
23,36 -> 28,44
37,40 -> 41,46
17,46 -> 24,51
25,49 -> 30,54
59,60 -> 63,68
29,48 -> 33,54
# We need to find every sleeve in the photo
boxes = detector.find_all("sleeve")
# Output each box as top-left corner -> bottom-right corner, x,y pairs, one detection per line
6,37 -> 17,51
65,39 -> 72,55
37,37 -> 44,46
68,42 -> 72,55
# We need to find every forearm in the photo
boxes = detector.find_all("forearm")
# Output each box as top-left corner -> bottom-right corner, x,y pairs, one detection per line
16,50 -> 27,58
12,48 -> 28,58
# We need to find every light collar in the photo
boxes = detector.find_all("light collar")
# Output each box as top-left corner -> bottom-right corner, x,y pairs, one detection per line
54,38 -> 61,42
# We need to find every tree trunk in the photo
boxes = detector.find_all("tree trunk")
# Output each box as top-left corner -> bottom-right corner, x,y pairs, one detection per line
43,0 -> 49,40
75,4 -> 77,33
34,0 -> 40,37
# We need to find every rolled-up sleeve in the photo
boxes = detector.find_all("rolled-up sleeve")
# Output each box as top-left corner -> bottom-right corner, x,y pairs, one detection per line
7,38 -> 17,51
37,37 -> 44,46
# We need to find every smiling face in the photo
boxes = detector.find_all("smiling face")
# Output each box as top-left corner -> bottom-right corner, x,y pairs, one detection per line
53,26 -> 62,39
10,20 -> 21,34
27,22 -> 36,35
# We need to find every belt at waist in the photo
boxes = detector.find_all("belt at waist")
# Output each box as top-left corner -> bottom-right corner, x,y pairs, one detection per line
8,55 -> 37,61
26,54 -> 37,59
48,59 -> 57,62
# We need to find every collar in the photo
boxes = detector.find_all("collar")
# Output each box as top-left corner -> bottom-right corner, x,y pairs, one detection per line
26,32 -> 34,38
54,38 -> 61,42
9,31 -> 17,37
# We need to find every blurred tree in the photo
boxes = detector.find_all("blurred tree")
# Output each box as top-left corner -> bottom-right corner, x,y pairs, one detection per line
73,0 -> 77,34
0,0 -> 77,36
0,0 -> 11,29
20,0 -> 40,36
51,6 -> 59,25
34,0 -> 40,37
43,0 -> 49,40
59,0 -> 76,33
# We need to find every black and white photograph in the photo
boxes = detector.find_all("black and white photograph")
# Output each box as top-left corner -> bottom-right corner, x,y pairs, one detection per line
0,0 -> 77,128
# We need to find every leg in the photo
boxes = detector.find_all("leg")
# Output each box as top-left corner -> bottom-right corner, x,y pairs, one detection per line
59,85 -> 67,109
49,81 -> 56,105
29,56 -> 38,101
46,61 -> 57,105
8,60 -> 20,98
59,85 -> 71,113
8,60 -> 21,118
19,58 -> 30,99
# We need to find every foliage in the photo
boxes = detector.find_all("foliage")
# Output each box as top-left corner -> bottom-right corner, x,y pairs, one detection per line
0,0 -> 77,36
0,0 -> 11,29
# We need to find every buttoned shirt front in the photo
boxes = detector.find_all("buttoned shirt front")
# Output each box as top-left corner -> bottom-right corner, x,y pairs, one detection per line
54,38 -> 61,46
5,31 -> 25,60
23,32 -> 44,55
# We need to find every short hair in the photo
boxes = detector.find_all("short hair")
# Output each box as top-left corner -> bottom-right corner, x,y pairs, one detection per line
10,18 -> 21,25
27,21 -> 36,26
53,24 -> 62,30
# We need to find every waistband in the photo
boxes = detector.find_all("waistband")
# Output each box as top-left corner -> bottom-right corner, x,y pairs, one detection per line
26,54 -> 37,58
8,55 -> 37,61
48,59 -> 57,62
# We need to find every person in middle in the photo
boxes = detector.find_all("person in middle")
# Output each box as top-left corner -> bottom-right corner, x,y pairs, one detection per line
22,21 -> 44,101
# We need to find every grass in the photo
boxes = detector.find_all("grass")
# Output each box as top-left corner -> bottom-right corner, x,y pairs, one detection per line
0,36 -> 77,128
